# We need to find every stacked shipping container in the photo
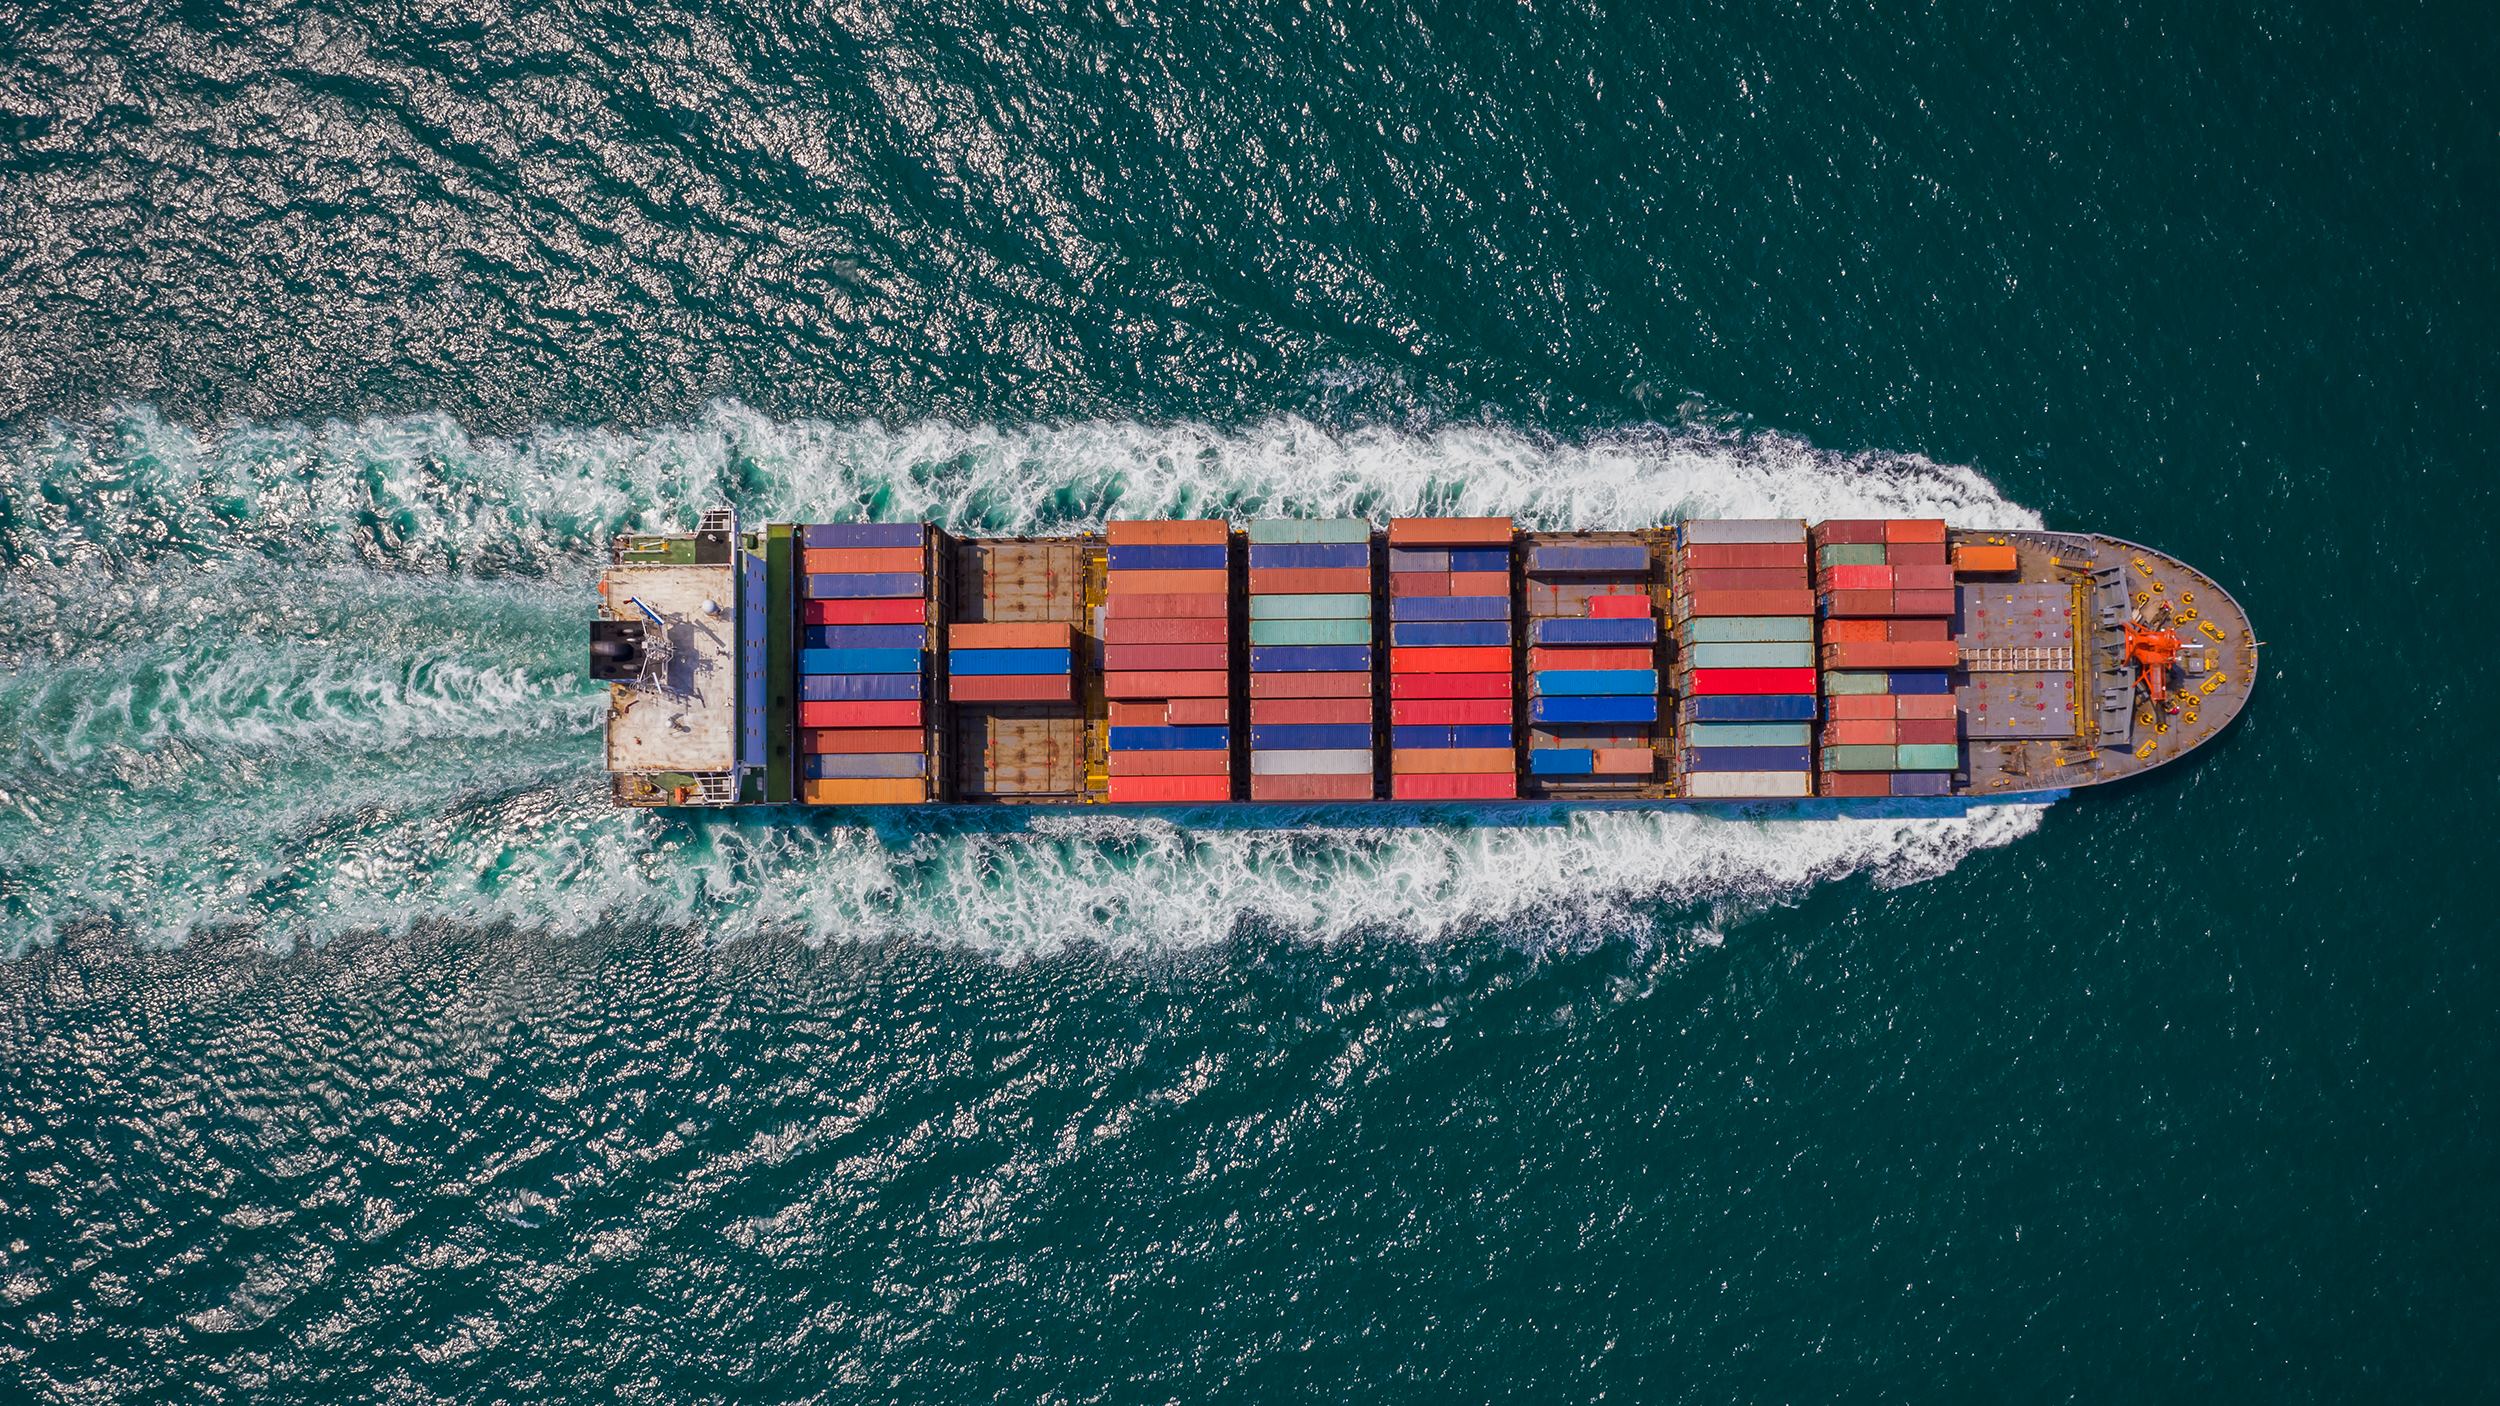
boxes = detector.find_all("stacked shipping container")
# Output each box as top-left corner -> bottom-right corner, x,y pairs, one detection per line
1386,518 -> 1517,800
1523,538 -> 1659,786
797,523 -> 931,803
1102,521 -> 1234,803
946,621 -> 1075,703
1245,519 -> 1375,801
1674,520 -> 1817,799
1812,519 -> 1960,796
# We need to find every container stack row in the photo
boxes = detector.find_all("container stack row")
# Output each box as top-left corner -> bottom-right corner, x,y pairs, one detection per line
1245,519 -> 1375,801
1522,538 -> 1659,786
1812,518 -> 1959,796
797,523 -> 932,804
1102,520 -> 1234,803
946,621 -> 1076,703
1674,520 -> 1818,799
1386,518 -> 1517,800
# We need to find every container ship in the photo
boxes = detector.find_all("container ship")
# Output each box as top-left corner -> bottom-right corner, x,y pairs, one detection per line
590,514 -> 2255,807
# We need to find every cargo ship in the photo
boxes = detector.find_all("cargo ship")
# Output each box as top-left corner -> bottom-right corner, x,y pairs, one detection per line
591,513 -> 2255,807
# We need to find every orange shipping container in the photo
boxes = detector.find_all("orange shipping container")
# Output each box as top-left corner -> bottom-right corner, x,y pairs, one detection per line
1390,747 -> 1516,774
803,727 -> 926,755
1590,747 -> 1654,775
948,621 -> 1074,649
1885,518 -> 1949,544
1447,571 -> 1510,597
1954,544 -> 2020,575
1105,569 -> 1227,595
803,546 -> 923,574
1103,670 -> 1230,699
1387,517 -> 1515,546
1249,567 -> 1369,595
801,778 -> 927,805
948,675 -> 1073,703
1824,719 -> 1897,747
1390,645 -> 1510,673
1826,695 -> 1893,721
1164,696 -> 1232,725
1894,695 -> 1959,720
1106,519 -> 1229,546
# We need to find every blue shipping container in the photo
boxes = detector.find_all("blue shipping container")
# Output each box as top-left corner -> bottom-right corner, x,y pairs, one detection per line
805,572 -> 924,599
1531,669 -> 1659,696
1532,617 -> 1659,645
949,648 -> 1073,676
1387,548 -> 1450,572
1680,694 -> 1818,723
1446,548 -> 1510,573
804,624 -> 927,650
739,548 -> 766,771
1248,542 -> 1368,570
1528,748 -> 1596,775
1390,619 -> 1510,647
801,522 -> 926,549
1108,725 -> 1232,752
1107,543 -> 1228,571
799,647 -> 923,675
1390,596 -> 1511,622
1249,644 -> 1373,673
807,753 -> 928,780
1392,725 -> 1513,750
799,674 -> 922,702
1250,724 -> 1373,752
1684,746 -> 1813,772
1530,695 -> 1661,724
1888,671 -> 1954,695
1890,772 -> 1953,797
1527,544 -> 1648,574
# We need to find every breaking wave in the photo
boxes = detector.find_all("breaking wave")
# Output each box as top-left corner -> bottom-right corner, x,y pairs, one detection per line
0,404 -> 2047,957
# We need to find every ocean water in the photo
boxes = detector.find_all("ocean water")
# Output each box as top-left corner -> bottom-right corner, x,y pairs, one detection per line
4,1 -> 2497,1400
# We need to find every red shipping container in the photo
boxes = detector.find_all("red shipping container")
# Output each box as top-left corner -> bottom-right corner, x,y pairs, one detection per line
1683,567 -> 1811,593
1682,542 -> 1810,569
1889,618 -> 1952,643
1812,519 -> 1888,544
803,727 -> 927,755
1885,542 -> 1949,567
1389,572 -> 1449,598
800,700 -> 923,729
1687,667 -> 1818,695
802,546 -> 923,575
1888,641 -> 1962,668
1893,589 -> 1957,616
1529,646 -> 1652,672
1590,747 -> 1653,775
1251,697 -> 1374,725
1447,571 -> 1510,596
1823,618 -> 1886,643
1391,673 -> 1513,699
1251,773 -> 1374,802
1823,589 -> 1895,617
1102,642 -> 1229,672
1100,592 -> 1230,619
1825,695 -> 1892,720
1890,565 -> 1955,591
1819,772 -> 1892,797
1897,718 -> 1960,746
1103,670 -> 1229,699
1165,696 -> 1231,725
806,598 -> 927,626
1392,772 -> 1518,800
1586,594 -> 1651,619
1683,589 -> 1818,618
1106,519 -> 1228,545
949,675 -> 1074,703
1249,567 -> 1369,595
1109,750 -> 1233,777
1106,568 -> 1227,595
1895,695 -> 1959,720
1884,518 -> 1948,544
1105,775 -> 1232,803
1107,701 -> 1171,727
1387,517 -> 1514,546
1099,616 -> 1229,645
948,621 -> 1072,649
1248,671 -> 1373,699
1391,698 -> 1514,726
1390,645 -> 1510,673
1824,640 -> 1952,670
1824,719 -> 1897,747
1821,564 -> 1894,591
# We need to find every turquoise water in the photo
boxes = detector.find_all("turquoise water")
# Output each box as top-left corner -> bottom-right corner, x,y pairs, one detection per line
4,1 -> 2497,1398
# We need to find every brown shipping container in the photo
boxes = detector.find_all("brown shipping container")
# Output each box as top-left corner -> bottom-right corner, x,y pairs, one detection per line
1249,567 -> 1370,595
1106,519 -> 1229,546
803,546 -> 924,575
1886,542 -> 1949,567
1106,701 -> 1171,727
949,675 -> 1075,703
1681,542 -> 1809,570
1681,589 -> 1818,618
1109,750 -> 1234,777
1388,572 -> 1450,598
1823,589 -> 1895,617
1812,520 -> 1888,544
802,777 -> 928,805
1102,642 -> 1229,672
1890,618 -> 1952,643
1897,718 -> 1960,746
948,621 -> 1073,649
1387,516 -> 1514,546
1250,697 -> 1374,725
1248,671 -> 1373,699
1251,773 -> 1374,802
1390,747 -> 1517,774
1164,697 -> 1232,726
1885,518 -> 1949,544
1823,618 -> 1885,643
1105,569 -> 1227,595
1100,592 -> 1230,620
1819,772 -> 1892,797
1447,571 -> 1510,596
1893,589 -> 1957,616
1103,670 -> 1230,699
1099,616 -> 1229,645
804,727 -> 927,755
1680,567 -> 1809,593
1890,564 -> 1955,591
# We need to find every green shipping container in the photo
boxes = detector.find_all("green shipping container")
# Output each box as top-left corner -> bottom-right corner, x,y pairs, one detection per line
1681,722 -> 1813,748
1818,543 -> 1888,567
1895,743 -> 1961,771
1247,518 -> 1372,544
1821,744 -> 1899,771
1249,593 -> 1373,620
1679,616 -> 1815,644
1820,670 -> 1890,695
1249,616 -> 1372,646
1687,641 -> 1814,670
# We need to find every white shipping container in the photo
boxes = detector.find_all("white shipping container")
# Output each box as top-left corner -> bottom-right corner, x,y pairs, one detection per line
1681,770 -> 1812,798
1248,748 -> 1374,776
1679,518 -> 1809,545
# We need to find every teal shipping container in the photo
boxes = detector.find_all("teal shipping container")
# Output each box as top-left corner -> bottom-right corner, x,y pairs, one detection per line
1247,518 -> 1372,544
1678,616 -> 1815,644
1249,593 -> 1373,620
1249,617 -> 1372,646
1680,721 -> 1814,748
1686,641 -> 1815,670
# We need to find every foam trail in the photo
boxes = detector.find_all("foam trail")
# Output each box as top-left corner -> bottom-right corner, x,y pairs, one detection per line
0,404 -> 2049,957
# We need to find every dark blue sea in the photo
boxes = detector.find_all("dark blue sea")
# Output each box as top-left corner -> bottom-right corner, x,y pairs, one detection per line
2,1 -> 2495,1398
